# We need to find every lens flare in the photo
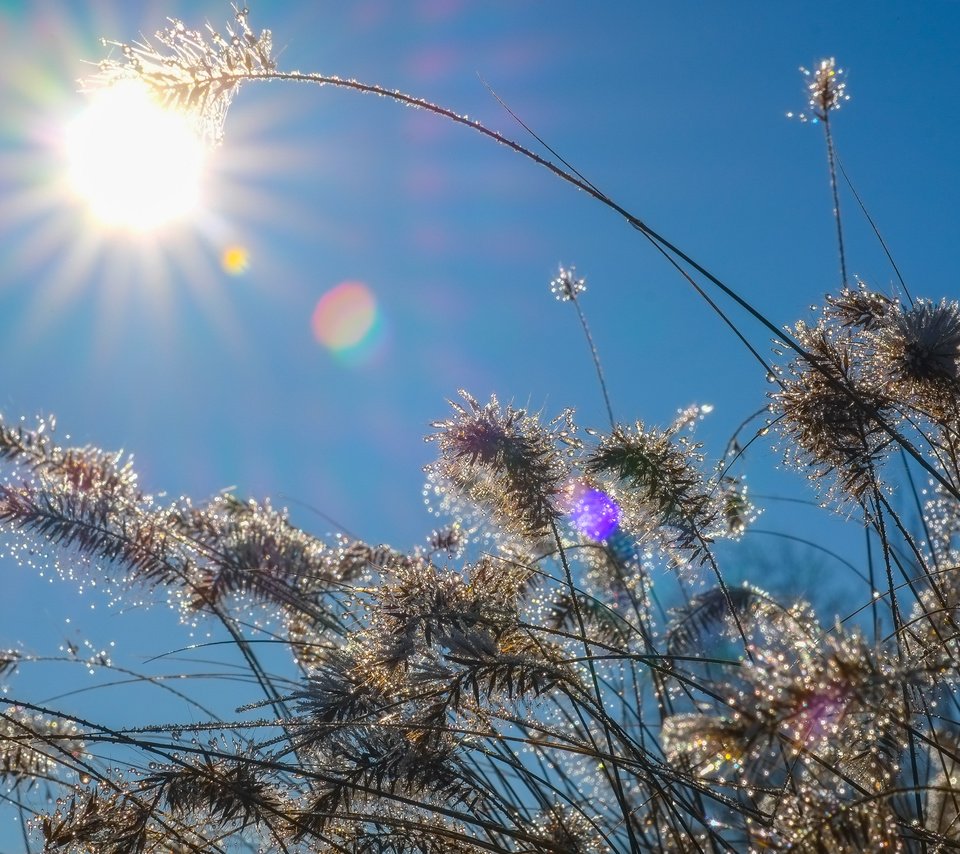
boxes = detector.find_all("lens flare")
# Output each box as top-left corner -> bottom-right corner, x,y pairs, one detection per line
561,480 -> 620,541
221,244 -> 250,275
311,281 -> 379,358
65,80 -> 205,231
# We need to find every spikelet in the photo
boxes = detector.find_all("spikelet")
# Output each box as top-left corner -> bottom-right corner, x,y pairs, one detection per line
788,57 -> 851,123
749,795 -> 903,853
533,806 -> 612,854
664,584 -> 817,658
773,318 -> 896,504
0,708 -> 84,786
924,730 -> 960,844
774,293 -> 960,507
663,627 -> 907,800
87,5 -> 274,144
138,752 -> 282,831
824,284 -> 893,331
877,299 -> 960,423
369,555 -> 530,669
585,412 -> 726,566
426,391 -> 576,540
550,266 -> 587,302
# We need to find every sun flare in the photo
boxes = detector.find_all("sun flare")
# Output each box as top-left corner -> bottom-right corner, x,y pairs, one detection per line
65,80 -> 206,231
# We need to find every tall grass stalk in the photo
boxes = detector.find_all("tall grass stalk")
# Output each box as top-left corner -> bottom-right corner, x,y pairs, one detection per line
0,8 -> 958,853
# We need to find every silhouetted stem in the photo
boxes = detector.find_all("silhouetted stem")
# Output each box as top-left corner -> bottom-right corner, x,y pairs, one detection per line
571,297 -> 615,429
822,114 -> 848,287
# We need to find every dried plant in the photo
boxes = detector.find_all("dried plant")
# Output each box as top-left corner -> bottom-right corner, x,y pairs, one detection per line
89,4 -> 275,144
0,7 -> 956,853
788,58 -> 852,286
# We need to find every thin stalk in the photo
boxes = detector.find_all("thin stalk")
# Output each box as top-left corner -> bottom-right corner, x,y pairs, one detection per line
548,518 -> 642,854
152,68 -> 960,503
866,525 -> 880,641
571,295 -> 615,429
835,152 -> 913,305
822,112 -> 848,287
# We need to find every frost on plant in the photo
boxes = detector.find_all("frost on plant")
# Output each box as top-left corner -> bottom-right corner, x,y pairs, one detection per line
2,8 -> 960,854
88,5 -> 275,144
773,291 -> 960,504
550,266 -> 587,302
787,57 -> 850,123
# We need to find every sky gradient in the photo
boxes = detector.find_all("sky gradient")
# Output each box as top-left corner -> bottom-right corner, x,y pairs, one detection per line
0,2 -> 958,841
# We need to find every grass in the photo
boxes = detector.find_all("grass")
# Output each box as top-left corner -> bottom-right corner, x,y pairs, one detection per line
0,8 -> 959,853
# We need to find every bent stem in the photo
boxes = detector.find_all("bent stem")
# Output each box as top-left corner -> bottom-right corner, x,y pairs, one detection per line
102,49 -> 960,502
230,70 -> 960,505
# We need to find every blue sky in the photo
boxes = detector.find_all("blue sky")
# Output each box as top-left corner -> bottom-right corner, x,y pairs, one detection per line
2,1 -> 957,544
0,0 -> 957,840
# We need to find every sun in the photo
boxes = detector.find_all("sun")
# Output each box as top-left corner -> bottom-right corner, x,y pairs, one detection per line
65,80 -> 206,231
0,4 -> 319,366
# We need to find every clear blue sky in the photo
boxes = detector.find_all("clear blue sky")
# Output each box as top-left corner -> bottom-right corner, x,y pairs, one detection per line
0,0 -> 957,841
3,1 -> 957,539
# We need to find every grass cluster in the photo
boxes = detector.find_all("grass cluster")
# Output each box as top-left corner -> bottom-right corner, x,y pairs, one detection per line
1,8 -> 958,853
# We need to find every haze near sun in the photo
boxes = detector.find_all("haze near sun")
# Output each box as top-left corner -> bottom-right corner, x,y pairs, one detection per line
65,80 -> 206,232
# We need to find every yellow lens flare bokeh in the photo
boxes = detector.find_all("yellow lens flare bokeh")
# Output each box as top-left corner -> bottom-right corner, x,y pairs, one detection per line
65,80 -> 206,231
0,6 -> 322,367
221,244 -> 251,275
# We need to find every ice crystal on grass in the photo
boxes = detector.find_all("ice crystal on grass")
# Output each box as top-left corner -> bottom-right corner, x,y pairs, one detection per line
788,57 -> 850,123
5,10 -> 960,853
89,5 -> 274,144
0,708 -> 83,786
881,298 -> 960,384
426,391 -> 576,541
550,266 -> 587,302
774,319 -> 897,504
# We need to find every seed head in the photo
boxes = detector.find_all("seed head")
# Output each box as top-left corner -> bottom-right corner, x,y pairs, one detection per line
824,284 -> 893,331
881,298 -> 960,384
550,266 -> 586,302
773,322 -> 895,504
787,57 -> 850,122
426,391 -> 575,540
585,417 -> 728,566
88,5 -> 274,145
